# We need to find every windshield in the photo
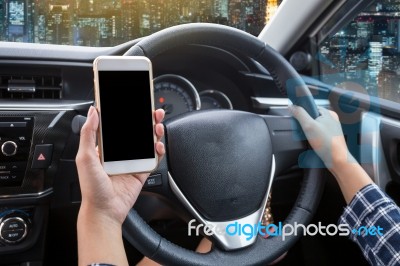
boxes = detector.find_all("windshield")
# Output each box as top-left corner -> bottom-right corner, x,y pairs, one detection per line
2,0 -> 282,47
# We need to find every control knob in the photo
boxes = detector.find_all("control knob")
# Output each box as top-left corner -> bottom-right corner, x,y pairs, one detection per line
1,141 -> 17,156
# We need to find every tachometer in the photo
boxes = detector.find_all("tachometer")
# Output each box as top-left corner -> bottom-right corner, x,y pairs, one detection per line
199,90 -> 233,110
154,74 -> 201,120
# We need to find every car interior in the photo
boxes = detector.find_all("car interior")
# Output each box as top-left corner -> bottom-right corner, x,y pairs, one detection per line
0,0 -> 399,265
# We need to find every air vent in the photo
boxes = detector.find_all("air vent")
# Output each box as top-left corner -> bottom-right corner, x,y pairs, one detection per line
0,75 -> 62,99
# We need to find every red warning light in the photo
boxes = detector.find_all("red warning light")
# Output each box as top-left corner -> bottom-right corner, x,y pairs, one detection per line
38,153 -> 46,161
159,97 -> 165,103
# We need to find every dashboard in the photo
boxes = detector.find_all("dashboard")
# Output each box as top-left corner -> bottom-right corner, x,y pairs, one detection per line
0,41 -> 285,265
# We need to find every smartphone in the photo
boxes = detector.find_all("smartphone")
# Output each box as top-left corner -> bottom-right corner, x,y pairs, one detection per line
93,56 -> 158,175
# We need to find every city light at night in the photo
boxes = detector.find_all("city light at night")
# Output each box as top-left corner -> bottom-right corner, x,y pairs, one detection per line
0,0 -> 282,47
320,0 -> 400,103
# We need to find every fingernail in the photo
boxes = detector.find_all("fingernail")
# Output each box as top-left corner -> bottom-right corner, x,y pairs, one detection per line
87,106 -> 94,117
90,106 -> 98,118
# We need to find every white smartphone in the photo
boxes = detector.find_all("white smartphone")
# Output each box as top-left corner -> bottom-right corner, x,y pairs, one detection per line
93,56 -> 158,175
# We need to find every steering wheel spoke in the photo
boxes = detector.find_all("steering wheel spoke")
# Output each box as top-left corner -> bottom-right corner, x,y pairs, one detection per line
262,115 -> 308,175
168,157 -> 275,250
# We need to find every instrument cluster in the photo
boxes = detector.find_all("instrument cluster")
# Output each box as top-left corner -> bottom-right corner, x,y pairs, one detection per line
154,74 -> 233,120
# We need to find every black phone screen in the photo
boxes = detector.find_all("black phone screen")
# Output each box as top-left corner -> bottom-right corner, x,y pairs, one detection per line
98,70 -> 154,162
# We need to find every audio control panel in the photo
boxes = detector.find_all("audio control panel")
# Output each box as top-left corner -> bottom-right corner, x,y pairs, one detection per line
0,117 -> 34,187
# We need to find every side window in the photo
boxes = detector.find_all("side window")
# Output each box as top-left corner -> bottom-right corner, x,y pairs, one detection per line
318,0 -> 400,103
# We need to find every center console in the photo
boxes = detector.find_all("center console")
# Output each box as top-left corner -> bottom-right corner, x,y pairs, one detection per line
0,106 -> 90,266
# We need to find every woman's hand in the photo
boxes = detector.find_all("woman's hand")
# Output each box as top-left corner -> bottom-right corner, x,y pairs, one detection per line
76,106 -> 165,227
290,106 -> 355,169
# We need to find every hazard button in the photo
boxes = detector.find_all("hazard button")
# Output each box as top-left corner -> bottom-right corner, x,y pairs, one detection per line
31,144 -> 53,169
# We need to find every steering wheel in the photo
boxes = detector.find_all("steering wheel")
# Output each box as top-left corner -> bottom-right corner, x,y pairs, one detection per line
123,23 -> 324,265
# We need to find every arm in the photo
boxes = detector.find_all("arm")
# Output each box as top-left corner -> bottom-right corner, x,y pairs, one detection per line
291,106 -> 400,265
330,160 -> 373,204
76,106 -> 165,266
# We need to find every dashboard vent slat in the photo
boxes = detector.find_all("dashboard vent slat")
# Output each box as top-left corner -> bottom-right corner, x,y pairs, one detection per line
0,75 -> 62,99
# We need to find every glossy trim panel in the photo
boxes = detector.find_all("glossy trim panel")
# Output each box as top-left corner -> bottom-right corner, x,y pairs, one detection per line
252,97 -> 330,109
0,101 -> 93,111
0,188 -> 53,199
169,156 -> 275,250
360,112 -> 391,190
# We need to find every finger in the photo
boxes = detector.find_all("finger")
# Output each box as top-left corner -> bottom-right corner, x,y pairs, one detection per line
155,124 -> 164,141
79,106 -> 98,152
290,105 -> 314,130
76,107 -> 101,168
155,109 -> 165,124
318,107 -> 339,121
317,106 -> 329,114
156,142 -> 165,158
317,107 -> 331,116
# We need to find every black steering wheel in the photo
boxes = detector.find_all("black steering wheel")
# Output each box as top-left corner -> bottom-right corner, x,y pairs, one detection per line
123,23 -> 324,265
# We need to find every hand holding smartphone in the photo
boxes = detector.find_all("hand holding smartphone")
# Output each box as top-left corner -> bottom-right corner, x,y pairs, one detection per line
93,56 -> 158,175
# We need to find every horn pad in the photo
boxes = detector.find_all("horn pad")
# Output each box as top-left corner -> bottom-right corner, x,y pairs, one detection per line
165,110 -> 273,221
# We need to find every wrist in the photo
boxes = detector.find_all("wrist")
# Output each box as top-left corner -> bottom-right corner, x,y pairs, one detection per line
327,153 -> 374,204
77,204 -> 128,266
78,202 -> 123,231
329,152 -> 357,178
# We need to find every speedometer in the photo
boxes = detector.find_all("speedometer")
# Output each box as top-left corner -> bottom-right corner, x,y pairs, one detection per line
154,75 -> 201,120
